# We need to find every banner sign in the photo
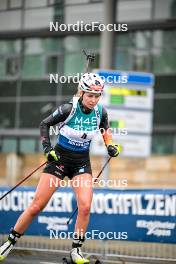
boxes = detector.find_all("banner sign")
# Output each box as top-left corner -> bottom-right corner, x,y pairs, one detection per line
96,70 -> 154,110
0,187 -> 175,243
97,70 -> 154,87
92,69 -> 155,158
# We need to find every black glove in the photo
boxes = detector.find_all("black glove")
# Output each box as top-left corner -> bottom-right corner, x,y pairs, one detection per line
44,147 -> 60,162
107,144 -> 119,157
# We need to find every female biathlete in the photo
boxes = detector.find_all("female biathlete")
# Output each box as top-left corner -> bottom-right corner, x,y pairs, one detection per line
0,73 -> 119,264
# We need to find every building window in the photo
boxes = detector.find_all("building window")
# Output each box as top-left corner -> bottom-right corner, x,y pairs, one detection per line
6,57 -> 19,76
152,30 -> 176,74
116,30 -> 176,73
19,101 -> 56,128
132,50 -> 151,72
22,55 -> 44,77
115,48 -> 132,71
64,36 -> 100,75
153,48 -> 176,74
22,38 -> 64,77
0,40 -> 21,56
152,134 -> 175,155
20,139 -> 36,153
46,55 -> 58,73
0,58 -> 6,78
21,80 -> 57,97
0,80 -> 17,97
42,38 -> 63,53
2,138 -> 17,152
153,75 -> 176,127
0,102 -> 16,128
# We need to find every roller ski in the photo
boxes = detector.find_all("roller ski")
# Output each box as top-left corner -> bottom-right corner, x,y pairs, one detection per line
62,257 -> 102,264
62,248 -> 102,264
62,247 -> 89,264
85,254 -> 103,264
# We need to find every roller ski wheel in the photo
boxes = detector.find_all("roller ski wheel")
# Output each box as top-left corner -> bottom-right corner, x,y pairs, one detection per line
62,257 -> 72,264
95,260 -> 102,264
85,254 -> 103,264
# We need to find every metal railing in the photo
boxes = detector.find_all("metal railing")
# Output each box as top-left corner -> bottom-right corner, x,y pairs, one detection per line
1,235 -> 176,263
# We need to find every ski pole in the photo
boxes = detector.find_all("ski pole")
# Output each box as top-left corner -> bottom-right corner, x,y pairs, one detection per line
0,161 -> 47,201
67,156 -> 112,225
82,49 -> 95,72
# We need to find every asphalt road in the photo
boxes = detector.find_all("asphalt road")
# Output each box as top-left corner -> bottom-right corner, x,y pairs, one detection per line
2,249 -> 176,264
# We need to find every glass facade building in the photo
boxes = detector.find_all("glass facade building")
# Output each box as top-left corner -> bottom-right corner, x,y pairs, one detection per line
0,0 -> 176,154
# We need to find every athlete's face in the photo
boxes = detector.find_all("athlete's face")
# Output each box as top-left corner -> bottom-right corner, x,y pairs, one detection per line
82,92 -> 101,109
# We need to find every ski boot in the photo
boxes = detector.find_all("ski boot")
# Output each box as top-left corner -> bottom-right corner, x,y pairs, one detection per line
0,229 -> 21,261
70,247 -> 89,264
